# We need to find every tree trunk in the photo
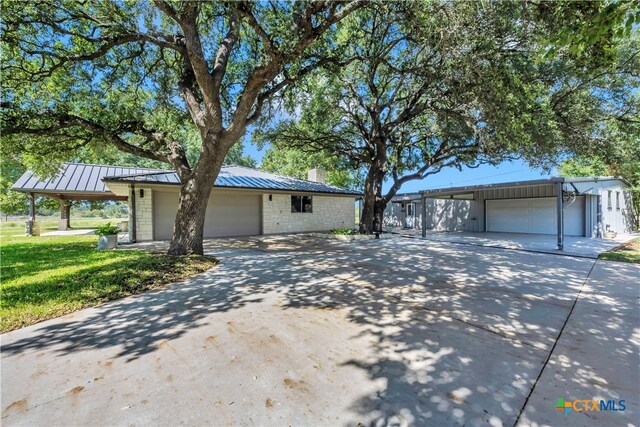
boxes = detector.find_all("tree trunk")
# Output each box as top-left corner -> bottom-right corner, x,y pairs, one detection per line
372,199 -> 387,233
359,163 -> 385,234
168,156 -> 224,256
359,193 -> 376,234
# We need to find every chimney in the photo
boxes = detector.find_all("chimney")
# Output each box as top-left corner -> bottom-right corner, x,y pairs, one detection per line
307,167 -> 326,184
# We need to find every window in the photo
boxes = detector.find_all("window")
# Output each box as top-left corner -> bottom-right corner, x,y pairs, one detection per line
616,192 -> 620,210
406,203 -> 413,216
607,190 -> 612,209
291,195 -> 313,213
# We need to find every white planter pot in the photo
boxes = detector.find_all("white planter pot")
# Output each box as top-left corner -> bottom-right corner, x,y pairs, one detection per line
97,234 -> 118,250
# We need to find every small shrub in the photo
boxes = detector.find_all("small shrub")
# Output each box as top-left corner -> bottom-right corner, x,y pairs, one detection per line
95,222 -> 121,236
330,228 -> 355,235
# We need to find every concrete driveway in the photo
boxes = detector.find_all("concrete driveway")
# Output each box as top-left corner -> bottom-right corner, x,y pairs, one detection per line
397,229 -> 638,258
1,236 -> 638,426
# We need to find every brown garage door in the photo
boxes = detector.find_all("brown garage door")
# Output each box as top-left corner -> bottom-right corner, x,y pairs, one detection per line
153,190 -> 262,240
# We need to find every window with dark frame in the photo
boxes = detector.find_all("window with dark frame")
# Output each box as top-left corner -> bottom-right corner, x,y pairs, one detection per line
291,195 -> 313,213
607,190 -> 612,209
616,192 -> 620,210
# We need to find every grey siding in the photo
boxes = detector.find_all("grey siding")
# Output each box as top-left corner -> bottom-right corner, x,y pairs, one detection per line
425,199 -> 472,231
387,178 -> 633,237
383,200 -> 424,230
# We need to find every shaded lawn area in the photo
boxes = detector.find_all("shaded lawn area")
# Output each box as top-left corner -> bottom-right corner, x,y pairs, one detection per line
598,237 -> 640,264
0,235 -> 217,333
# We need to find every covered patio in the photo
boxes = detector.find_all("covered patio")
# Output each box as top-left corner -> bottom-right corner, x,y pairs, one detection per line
10,163 -> 158,236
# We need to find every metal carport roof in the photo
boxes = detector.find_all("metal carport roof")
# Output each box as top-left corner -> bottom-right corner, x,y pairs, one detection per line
11,163 -> 164,200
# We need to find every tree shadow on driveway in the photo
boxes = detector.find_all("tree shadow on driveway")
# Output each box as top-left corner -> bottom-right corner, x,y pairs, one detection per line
4,237 -> 631,426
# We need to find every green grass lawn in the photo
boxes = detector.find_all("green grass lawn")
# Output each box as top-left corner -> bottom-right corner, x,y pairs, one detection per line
599,237 -> 640,264
0,217 -> 127,238
0,234 -> 217,333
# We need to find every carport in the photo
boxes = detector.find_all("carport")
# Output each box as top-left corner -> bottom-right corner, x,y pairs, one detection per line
10,163 -> 157,234
413,177 -> 631,251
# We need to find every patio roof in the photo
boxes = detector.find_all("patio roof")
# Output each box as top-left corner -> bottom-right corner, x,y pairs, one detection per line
11,163 -> 162,201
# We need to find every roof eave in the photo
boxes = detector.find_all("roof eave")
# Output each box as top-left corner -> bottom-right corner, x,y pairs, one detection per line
417,177 -> 565,196
102,177 -> 361,197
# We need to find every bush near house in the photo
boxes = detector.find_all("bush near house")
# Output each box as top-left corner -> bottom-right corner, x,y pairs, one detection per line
599,238 -> 640,264
330,228 -> 356,235
0,235 -> 217,332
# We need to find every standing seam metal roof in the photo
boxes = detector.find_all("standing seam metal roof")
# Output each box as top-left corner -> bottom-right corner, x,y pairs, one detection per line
11,163 -> 165,194
103,166 -> 361,195
12,163 -> 361,196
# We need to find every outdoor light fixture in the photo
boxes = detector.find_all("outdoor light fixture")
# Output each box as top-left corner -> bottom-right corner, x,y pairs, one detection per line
139,189 -> 144,198
269,194 -> 272,201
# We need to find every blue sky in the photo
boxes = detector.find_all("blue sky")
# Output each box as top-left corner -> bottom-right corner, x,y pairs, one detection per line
242,142 -> 555,193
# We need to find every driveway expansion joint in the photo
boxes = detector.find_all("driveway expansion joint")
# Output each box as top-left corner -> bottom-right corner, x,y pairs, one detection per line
512,259 -> 598,426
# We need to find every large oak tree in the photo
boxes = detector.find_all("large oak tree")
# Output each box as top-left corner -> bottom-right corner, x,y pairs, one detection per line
1,0 -> 363,254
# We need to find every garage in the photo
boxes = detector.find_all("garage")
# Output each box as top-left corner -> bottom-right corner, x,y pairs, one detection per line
153,190 -> 262,240
486,196 -> 584,236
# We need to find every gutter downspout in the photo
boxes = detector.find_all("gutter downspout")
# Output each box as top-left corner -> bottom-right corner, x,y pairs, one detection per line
556,180 -> 564,251
130,183 -> 137,243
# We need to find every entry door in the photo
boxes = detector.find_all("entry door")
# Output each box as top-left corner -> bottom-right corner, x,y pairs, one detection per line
404,202 -> 415,228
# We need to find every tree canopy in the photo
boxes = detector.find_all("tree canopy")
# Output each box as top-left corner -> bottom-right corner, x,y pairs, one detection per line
1,0 -> 363,253
259,1 -> 639,232
260,145 -> 361,190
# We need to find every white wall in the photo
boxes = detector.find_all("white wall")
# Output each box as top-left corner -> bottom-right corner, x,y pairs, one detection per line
262,194 -> 355,234
601,185 -> 632,234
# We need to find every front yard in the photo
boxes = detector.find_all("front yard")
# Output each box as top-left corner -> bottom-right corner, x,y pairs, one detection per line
599,237 -> 640,264
0,235 -> 217,333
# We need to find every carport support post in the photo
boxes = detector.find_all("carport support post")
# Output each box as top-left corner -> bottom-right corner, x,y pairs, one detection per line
59,198 -> 70,230
29,193 -> 36,221
26,192 -> 37,236
421,194 -> 427,238
556,181 -> 564,251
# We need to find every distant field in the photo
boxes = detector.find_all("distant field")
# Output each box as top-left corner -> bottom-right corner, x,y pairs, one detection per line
0,217 -> 127,238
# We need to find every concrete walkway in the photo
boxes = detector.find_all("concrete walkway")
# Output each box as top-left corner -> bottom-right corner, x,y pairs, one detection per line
39,229 -> 97,236
517,260 -> 640,426
1,237 -> 638,426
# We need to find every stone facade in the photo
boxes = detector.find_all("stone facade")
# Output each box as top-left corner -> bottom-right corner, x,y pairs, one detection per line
130,185 -> 357,241
131,187 -> 154,241
262,194 -> 355,234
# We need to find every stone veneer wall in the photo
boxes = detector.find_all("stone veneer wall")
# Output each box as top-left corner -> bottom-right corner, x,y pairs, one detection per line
262,194 -> 355,234
132,189 -> 356,240
133,187 -> 154,241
